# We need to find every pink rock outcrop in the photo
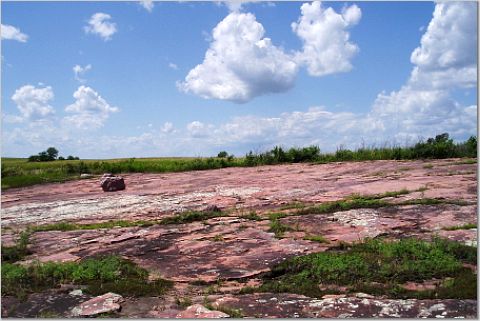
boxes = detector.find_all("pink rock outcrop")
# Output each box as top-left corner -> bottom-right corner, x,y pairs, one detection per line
175,304 -> 229,318
70,292 -> 123,317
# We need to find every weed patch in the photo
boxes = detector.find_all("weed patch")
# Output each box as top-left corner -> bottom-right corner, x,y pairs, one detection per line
256,238 -> 476,299
175,297 -> 193,308
1,256 -> 173,299
303,235 -> 329,243
30,220 -> 155,233
1,231 -> 31,263
239,211 -> 263,221
160,210 -> 225,225
443,223 -> 477,231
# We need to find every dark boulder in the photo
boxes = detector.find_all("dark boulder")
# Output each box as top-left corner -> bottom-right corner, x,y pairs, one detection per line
100,174 -> 125,192
205,205 -> 221,212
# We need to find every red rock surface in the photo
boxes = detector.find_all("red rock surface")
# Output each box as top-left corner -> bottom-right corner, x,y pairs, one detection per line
209,293 -> 477,318
174,304 -> 229,318
1,159 -> 476,226
1,158 -> 477,318
70,292 -> 123,317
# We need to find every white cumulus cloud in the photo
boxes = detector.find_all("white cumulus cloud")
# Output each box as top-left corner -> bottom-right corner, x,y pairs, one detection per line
1,24 -> 28,42
11,85 -> 55,120
178,12 -> 298,103
180,1 -> 362,103
292,1 -> 361,76
139,0 -> 154,12
84,13 -> 117,41
161,122 -> 175,133
64,86 -> 118,129
73,64 -> 92,83
371,1 -> 477,141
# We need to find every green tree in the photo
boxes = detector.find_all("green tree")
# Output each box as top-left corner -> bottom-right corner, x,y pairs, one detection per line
46,147 -> 59,160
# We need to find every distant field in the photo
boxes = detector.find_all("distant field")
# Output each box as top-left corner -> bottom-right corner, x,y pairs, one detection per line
1,133 -> 476,190
1,157 -> 244,190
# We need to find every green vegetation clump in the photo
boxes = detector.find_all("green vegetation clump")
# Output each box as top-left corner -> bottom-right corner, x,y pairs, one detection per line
30,219 -> 155,233
268,212 -> 292,238
243,133 -> 476,166
2,157 -> 243,189
1,255 -> 173,299
27,210 -> 228,232
257,238 -> 477,299
159,210 -> 225,225
2,133 -> 476,190
303,235 -> 329,243
240,211 -> 263,221
1,231 -> 31,263
443,223 -> 477,231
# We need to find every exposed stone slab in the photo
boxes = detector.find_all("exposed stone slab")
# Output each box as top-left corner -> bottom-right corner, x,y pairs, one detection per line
212,293 -> 477,318
2,159 -> 476,227
70,292 -> 123,317
175,304 -> 229,318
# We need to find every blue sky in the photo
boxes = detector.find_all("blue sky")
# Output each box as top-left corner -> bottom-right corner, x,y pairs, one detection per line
2,1 -> 477,158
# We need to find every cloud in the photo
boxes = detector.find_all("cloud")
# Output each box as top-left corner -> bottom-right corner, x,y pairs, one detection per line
11,85 -> 55,120
168,62 -> 178,70
73,64 -> 92,83
84,13 -> 117,41
409,1 -> 476,91
161,122 -> 175,133
180,1 -> 361,103
1,24 -> 28,42
292,1 -> 361,76
3,2 -> 476,159
371,1 -> 477,141
139,0 -> 154,12
64,86 -> 118,129
187,121 -> 215,137
178,11 -> 298,103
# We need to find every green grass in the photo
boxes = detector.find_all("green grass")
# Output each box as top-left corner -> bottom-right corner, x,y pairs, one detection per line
1,255 -> 173,299
256,238 -> 477,299
159,210 -> 225,225
30,220 -> 156,232
303,235 -> 329,243
1,231 -> 31,263
23,210 -> 227,233
2,133 -> 476,190
175,297 -> 193,308
443,223 -> 477,231
268,219 -> 293,238
212,234 -> 225,242
239,211 -> 263,221
1,157 -> 244,190
215,306 -> 244,318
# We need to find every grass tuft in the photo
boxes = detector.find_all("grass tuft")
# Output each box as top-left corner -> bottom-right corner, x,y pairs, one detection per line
1,255 -> 173,299
443,223 -> 477,231
160,210 -> 225,225
303,235 -> 329,243
256,238 -> 477,299
1,231 -> 31,263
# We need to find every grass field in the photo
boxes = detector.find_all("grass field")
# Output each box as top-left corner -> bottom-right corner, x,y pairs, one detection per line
1,157 -> 243,189
1,133 -> 476,190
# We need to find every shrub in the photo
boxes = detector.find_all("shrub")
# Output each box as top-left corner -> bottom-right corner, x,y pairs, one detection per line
217,151 -> 228,158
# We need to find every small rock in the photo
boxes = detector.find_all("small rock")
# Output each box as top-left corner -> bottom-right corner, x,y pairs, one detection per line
69,289 -> 83,296
71,292 -> 123,317
100,174 -> 126,192
175,304 -> 229,318
205,205 -> 222,212
80,173 -> 94,179
355,292 -> 374,299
